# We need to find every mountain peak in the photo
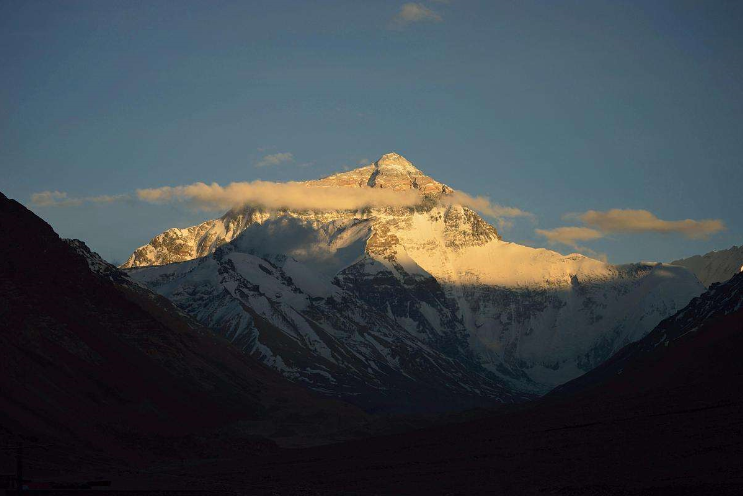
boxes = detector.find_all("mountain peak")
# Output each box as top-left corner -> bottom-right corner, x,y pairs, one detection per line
373,152 -> 418,172
308,153 -> 451,194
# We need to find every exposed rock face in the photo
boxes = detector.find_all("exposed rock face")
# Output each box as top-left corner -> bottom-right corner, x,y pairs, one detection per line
671,245 -> 743,287
122,208 -> 270,268
124,153 -> 705,409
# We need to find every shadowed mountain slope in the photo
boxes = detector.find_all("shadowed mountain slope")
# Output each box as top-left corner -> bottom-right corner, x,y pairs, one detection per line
0,192 -> 365,461
121,268 -> 743,493
672,244 -> 743,287
550,268 -> 743,399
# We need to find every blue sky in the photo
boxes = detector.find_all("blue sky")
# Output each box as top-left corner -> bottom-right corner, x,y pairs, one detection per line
2,0 -> 741,264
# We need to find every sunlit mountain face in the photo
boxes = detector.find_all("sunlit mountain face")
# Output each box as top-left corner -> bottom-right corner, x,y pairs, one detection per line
121,153 -> 704,412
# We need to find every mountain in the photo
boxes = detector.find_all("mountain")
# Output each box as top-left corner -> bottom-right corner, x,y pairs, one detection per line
123,153 -> 705,409
121,153 -> 452,269
671,245 -> 743,287
0,191 -> 365,457
112,268 -> 743,493
552,266 -> 743,398
121,207 -> 269,268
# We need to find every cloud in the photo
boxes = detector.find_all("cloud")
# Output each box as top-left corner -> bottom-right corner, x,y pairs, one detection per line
578,209 -> 725,239
32,180 -> 531,230
88,194 -> 129,204
496,219 -> 514,231
137,181 -> 422,212
535,226 -> 604,249
30,191 -> 129,208
535,208 -> 725,261
535,226 -> 608,261
136,180 -> 531,224
30,191 -> 82,207
446,191 -> 533,220
255,152 -> 294,168
389,3 -> 442,29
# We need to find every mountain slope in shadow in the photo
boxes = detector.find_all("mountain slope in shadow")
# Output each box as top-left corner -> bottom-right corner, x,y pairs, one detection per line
0,192 -> 365,466
550,268 -> 743,401
144,270 -> 743,493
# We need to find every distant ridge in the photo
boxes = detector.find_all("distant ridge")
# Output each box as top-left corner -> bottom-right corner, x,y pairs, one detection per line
672,244 -> 743,287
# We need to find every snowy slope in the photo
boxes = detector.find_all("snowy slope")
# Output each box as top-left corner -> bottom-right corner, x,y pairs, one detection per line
671,245 -> 743,287
552,267 -> 743,398
365,206 -> 703,389
125,153 -> 705,403
127,238 -> 521,412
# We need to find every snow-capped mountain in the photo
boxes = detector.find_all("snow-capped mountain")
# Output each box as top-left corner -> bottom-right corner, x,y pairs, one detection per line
124,153 -> 705,407
552,263 -> 743,398
671,245 -> 743,288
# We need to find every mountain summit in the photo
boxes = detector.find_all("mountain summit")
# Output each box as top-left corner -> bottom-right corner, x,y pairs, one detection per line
375,152 -> 416,169
306,152 -> 452,194
122,153 -> 452,268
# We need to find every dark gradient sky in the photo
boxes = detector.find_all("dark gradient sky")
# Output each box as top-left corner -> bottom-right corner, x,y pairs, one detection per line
1,0 -> 741,264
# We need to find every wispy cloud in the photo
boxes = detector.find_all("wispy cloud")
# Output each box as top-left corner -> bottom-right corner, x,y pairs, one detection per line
30,191 -> 129,208
88,194 -> 129,204
535,208 -> 725,260
135,180 -> 531,225
446,191 -> 533,220
136,181 -> 422,212
31,179 -> 531,231
30,191 -> 82,207
534,226 -> 608,261
578,209 -> 725,239
255,152 -> 294,168
535,226 -> 604,249
389,2 -> 442,30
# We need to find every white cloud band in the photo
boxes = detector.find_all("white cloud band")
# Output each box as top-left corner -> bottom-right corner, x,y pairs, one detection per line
136,181 -> 422,212
135,180 -> 531,222
579,209 -> 725,239
30,191 -> 129,208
